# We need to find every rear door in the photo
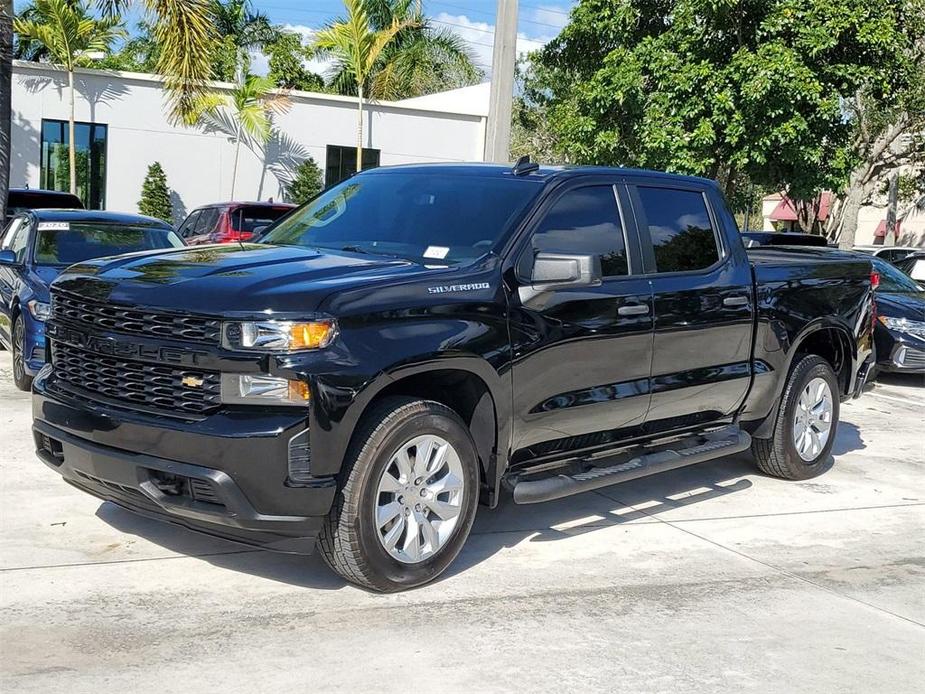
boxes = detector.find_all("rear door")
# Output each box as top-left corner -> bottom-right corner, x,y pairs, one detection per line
627,180 -> 754,434
508,179 -> 654,462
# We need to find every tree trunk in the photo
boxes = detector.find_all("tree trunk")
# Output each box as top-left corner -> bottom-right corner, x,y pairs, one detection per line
356,84 -> 363,173
231,122 -> 242,200
1,1 -> 13,221
837,188 -> 864,250
68,69 -> 77,196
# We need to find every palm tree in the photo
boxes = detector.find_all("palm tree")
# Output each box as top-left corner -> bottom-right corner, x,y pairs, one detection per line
2,1 -> 215,219
210,0 -> 278,83
198,73 -> 289,198
328,0 -> 481,100
14,0 -> 123,196
314,0 -> 414,171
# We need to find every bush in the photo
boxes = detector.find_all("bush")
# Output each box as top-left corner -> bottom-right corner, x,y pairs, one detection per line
285,157 -> 323,205
138,162 -> 172,222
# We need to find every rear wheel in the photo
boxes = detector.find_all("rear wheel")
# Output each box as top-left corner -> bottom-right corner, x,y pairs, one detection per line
319,397 -> 480,592
752,355 -> 839,480
12,316 -> 33,392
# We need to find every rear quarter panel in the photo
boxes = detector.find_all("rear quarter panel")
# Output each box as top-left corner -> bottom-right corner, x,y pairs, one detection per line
740,248 -> 874,424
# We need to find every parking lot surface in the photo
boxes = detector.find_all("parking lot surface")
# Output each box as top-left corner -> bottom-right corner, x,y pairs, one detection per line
1,359 -> 923,693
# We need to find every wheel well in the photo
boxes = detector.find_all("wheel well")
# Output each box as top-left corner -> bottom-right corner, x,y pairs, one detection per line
368,370 -> 497,480
794,328 -> 852,394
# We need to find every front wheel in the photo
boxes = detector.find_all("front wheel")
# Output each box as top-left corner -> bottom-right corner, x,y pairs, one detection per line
12,315 -> 34,392
319,397 -> 480,592
751,355 -> 839,480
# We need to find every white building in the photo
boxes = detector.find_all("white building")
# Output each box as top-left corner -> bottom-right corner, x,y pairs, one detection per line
10,61 -> 490,225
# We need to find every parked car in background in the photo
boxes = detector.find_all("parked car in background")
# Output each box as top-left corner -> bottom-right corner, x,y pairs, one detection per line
870,257 -> 925,374
894,251 -> 925,283
853,245 -> 921,264
177,202 -> 296,245
740,231 -> 829,248
5,188 -> 83,223
0,210 -> 184,390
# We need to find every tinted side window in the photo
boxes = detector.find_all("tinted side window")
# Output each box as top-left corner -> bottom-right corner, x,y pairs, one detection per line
531,186 -> 628,277
8,220 -> 30,262
196,208 -> 221,236
636,187 -> 720,273
178,210 -> 201,238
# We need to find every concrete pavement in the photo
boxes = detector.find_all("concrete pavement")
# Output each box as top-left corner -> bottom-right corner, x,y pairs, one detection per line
1,360 -> 923,693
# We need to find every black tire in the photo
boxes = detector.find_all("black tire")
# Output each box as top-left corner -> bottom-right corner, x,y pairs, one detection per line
12,315 -> 33,392
751,355 -> 839,480
319,397 -> 480,592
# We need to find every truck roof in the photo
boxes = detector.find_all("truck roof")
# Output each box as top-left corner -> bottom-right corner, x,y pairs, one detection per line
361,162 -> 718,188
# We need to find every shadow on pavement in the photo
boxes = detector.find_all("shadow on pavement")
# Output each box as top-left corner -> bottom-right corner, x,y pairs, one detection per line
94,418 -> 864,591
873,372 -> 925,388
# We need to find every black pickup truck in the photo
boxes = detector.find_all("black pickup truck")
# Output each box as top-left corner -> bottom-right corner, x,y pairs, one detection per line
32,163 -> 875,591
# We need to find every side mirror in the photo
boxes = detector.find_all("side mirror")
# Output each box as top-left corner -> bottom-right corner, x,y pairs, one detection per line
252,225 -> 268,238
0,249 -> 18,266
531,252 -> 601,289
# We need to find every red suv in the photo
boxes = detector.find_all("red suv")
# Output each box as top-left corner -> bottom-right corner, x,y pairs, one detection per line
177,202 -> 296,245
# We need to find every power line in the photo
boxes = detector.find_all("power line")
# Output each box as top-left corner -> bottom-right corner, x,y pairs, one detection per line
428,1 -> 567,31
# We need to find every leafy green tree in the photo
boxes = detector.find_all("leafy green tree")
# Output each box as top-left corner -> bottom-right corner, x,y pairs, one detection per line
209,0 -> 278,82
285,156 -> 323,204
314,0 -> 412,170
14,0 -> 123,195
97,20 -> 161,72
527,0 -> 922,214
267,30 -> 324,91
327,0 -> 481,100
138,162 -> 172,221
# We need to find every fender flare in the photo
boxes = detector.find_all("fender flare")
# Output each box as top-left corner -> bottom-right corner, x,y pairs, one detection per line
752,318 -> 855,439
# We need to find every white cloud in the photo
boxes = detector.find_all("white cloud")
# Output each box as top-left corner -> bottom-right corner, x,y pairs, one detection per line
433,12 -> 561,80
526,4 -> 572,33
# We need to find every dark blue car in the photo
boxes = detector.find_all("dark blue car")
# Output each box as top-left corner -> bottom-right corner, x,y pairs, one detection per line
0,210 -> 183,390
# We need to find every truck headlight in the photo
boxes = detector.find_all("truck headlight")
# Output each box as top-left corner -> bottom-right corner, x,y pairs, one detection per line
221,320 -> 337,352
220,374 -> 311,406
879,316 -> 925,339
27,300 -> 51,321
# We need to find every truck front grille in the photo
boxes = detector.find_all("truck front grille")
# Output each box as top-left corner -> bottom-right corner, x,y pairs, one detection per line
52,291 -> 221,344
51,341 -> 221,416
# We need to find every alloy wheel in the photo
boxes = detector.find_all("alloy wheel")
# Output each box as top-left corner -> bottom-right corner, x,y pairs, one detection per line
793,377 -> 834,461
374,434 -> 466,564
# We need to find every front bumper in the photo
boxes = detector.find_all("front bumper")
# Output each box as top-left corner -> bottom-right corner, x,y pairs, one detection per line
32,372 -> 337,554
875,330 -> 925,374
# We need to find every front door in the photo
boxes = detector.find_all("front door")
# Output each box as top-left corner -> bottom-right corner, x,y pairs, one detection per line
508,181 -> 654,464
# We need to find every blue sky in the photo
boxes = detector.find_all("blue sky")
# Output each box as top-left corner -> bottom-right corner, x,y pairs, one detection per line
14,1 -> 578,79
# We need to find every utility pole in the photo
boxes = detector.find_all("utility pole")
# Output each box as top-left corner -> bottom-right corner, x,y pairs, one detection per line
484,0 -> 518,163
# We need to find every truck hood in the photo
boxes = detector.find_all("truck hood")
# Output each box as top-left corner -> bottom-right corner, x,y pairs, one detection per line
51,244 -> 448,316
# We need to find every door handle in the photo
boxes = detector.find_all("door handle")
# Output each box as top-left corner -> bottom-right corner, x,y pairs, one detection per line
618,304 -> 650,316
723,296 -> 750,308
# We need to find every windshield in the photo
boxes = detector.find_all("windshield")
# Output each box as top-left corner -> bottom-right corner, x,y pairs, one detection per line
34,223 -> 184,265
260,172 -> 542,264
873,258 -> 924,293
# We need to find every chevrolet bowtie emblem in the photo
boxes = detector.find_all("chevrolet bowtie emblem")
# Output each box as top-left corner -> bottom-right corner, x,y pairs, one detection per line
182,375 -> 204,388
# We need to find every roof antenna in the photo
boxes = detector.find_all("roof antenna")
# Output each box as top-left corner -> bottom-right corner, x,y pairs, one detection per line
512,154 -> 539,176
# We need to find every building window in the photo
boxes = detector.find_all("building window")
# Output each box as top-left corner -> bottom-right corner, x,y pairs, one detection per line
325,144 -> 380,187
40,119 -> 108,209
